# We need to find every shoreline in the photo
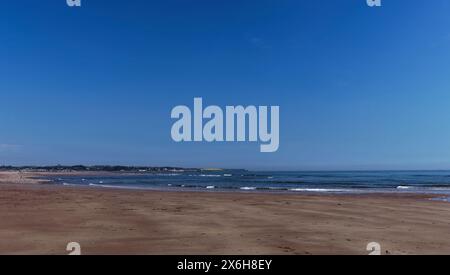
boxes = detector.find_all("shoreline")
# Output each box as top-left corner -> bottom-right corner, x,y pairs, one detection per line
3,171 -> 450,199
3,170 -> 444,200
16,171 -> 450,198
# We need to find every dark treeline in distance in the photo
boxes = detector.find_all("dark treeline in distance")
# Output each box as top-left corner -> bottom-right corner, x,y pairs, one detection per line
0,165 -> 203,173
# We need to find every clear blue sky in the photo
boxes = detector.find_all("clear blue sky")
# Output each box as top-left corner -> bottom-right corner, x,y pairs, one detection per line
1,0 -> 450,170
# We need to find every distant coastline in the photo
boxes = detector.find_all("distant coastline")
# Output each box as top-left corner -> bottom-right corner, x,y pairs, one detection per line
0,165 -> 247,174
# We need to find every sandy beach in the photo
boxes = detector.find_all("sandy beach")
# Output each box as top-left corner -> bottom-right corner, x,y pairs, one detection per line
0,171 -> 450,255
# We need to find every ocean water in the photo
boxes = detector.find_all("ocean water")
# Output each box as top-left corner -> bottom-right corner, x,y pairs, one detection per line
50,170 -> 450,196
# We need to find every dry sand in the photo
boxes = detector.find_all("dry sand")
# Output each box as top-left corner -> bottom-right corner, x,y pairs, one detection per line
0,171 -> 450,255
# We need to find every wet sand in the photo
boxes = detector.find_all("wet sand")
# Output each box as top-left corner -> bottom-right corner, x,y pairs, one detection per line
0,172 -> 450,255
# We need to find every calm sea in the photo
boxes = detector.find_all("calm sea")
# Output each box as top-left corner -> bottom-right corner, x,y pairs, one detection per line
50,170 -> 450,198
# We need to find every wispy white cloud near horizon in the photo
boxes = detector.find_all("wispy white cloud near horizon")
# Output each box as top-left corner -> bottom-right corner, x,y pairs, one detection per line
0,144 -> 22,152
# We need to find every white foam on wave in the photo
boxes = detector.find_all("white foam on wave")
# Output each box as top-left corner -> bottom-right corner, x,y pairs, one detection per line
397,186 -> 412,189
206,186 -> 215,189
62,182 -> 76,186
240,187 -> 256,190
